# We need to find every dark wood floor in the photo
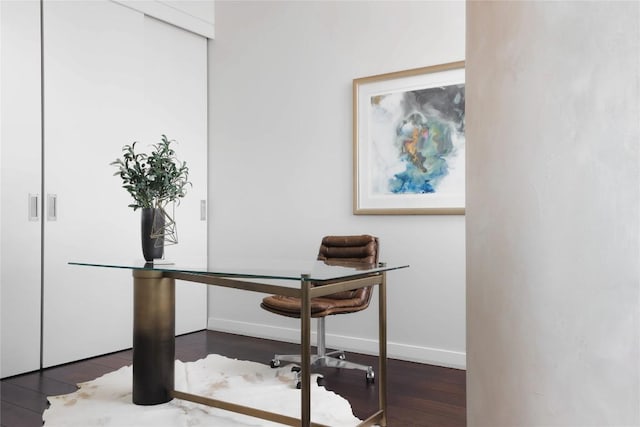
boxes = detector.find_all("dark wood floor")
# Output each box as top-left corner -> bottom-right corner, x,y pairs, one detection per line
1,330 -> 466,426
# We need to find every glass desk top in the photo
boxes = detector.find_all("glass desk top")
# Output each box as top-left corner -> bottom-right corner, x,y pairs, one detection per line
69,258 -> 409,283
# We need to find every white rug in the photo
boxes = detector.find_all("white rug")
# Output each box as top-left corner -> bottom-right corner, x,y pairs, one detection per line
43,354 -> 362,426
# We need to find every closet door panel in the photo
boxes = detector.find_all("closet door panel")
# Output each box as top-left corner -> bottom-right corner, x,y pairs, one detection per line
142,16 -> 208,334
42,0 -> 144,367
0,0 -> 42,378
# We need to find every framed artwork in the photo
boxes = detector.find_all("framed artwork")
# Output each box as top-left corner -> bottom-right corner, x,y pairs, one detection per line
353,61 -> 465,215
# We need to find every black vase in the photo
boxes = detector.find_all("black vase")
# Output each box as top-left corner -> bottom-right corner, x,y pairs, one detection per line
141,207 -> 165,262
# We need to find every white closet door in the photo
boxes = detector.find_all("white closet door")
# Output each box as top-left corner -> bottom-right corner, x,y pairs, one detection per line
0,0 -> 43,378
142,16 -> 208,334
42,0 -> 144,367
41,1 -> 208,367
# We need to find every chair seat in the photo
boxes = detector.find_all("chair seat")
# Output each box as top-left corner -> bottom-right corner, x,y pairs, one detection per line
261,291 -> 371,318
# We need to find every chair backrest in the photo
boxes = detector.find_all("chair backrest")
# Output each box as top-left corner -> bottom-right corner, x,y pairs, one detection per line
317,235 -> 379,267
316,235 -> 379,302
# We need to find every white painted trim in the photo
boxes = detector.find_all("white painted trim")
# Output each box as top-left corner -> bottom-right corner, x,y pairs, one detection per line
207,317 -> 466,370
111,0 -> 214,39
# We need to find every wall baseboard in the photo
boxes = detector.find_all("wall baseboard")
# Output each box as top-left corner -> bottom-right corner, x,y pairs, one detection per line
207,317 -> 466,370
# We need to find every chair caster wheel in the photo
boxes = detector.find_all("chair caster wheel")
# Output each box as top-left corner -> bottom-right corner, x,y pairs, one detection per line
296,381 -> 302,389
366,369 -> 375,384
338,353 -> 346,360
291,366 -> 300,373
270,359 -> 281,368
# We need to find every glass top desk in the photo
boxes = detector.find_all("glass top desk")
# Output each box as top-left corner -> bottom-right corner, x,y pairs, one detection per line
70,259 -> 408,427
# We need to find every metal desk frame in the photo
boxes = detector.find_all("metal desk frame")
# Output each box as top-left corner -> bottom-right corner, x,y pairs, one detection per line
75,262 -> 400,427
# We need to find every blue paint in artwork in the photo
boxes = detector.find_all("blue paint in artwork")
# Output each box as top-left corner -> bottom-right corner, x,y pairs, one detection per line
390,169 -> 435,193
389,112 -> 454,193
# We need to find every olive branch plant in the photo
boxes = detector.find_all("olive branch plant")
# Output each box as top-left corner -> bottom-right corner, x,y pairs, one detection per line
111,134 -> 191,244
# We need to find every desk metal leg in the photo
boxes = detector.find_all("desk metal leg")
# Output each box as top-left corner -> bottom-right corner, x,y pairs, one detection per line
378,272 -> 388,427
132,270 -> 175,405
300,275 -> 312,426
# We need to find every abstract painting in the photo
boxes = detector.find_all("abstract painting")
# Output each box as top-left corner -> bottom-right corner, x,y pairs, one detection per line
353,62 -> 465,214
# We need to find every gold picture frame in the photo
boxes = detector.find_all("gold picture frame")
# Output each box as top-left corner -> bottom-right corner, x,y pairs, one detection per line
353,61 -> 466,215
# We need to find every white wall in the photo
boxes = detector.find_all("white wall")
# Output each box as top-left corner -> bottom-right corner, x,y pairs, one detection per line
207,1 -> 466,368
466,1 -> 640,425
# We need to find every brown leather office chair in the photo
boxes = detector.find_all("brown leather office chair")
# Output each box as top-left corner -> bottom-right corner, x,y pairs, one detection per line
260,235 -> 379,387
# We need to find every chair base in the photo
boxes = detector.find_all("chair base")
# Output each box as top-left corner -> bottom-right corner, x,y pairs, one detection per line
271,352 -> 375,388
269,318 -> 375,386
